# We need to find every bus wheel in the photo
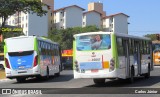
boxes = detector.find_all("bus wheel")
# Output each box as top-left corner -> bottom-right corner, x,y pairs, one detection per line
46,67 -> 49,79
55,66 -> 61,77
16,78 -> 26,83
93,78 -> 105,85
55,72 -> 60,77
145,64 -> 150,78
129,66 -> 134,83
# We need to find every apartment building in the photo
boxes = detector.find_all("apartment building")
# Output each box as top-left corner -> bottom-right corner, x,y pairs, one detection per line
103,13 -> 129,34
1,0 -> 54,37
54,5 -> 85,29
83,10 -> 102,28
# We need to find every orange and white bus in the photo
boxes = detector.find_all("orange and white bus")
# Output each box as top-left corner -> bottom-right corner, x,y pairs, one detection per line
152,40 -> 160,66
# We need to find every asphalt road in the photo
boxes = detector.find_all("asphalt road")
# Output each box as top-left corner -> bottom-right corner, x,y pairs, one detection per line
0,66 -> 160,97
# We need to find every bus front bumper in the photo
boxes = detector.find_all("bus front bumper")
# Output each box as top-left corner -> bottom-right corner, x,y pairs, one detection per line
5,65 -> 40,79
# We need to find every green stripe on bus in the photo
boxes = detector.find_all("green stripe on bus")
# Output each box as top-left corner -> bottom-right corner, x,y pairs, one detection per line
4,40 -> 7,54
34,38 -> 40,65
4,40 -> 7,67
111,33 -> 119,68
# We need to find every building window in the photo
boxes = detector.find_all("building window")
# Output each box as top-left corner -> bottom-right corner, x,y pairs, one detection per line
110,17 -> 113,23
61,19 -> 63,22
61,26 -> 64,29
83,22 -> 85,25
61,11 -> 64,17
22,24 -> 24,28
110,24 -> 113,28
22,17 -> 24,21
26,23 -> 27,27
110,30 -> 112,32
51,13 -> 52,16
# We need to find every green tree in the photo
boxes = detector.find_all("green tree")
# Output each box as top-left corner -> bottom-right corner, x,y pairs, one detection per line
48,26 -> 100,50
0,0 -> 47,52
0,0 -> 47,34
144,34 -> 157,41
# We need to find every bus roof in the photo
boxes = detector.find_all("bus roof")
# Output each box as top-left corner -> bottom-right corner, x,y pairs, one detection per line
74,32 -> 150,41
5,36 -> 59,45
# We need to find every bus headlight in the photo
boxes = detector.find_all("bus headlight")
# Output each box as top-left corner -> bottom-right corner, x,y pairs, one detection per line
109,58 -> 115,72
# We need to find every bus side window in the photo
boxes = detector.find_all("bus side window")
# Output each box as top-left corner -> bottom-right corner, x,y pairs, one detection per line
140,41 -> 144,54
117,37 -> 124,56
146,41 -> 149,54
129,39 -> 133,55
144,41 -> 147,54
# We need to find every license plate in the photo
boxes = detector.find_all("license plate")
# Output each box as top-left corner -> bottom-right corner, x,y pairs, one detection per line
18,66 -> 25,69
91,69 -> 98,73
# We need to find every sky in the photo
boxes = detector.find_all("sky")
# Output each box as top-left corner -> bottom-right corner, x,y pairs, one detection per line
54,0 -> 160,36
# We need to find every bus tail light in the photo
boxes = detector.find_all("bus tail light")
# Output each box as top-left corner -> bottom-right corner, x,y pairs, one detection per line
34,55 -> 38,67
5,58 -> 10,69
109,58 -> 115,72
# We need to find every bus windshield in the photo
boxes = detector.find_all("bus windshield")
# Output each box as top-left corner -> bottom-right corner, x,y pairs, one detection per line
76,34 -> 111,51
153,44 -> 160,51
6,37 -> 34,52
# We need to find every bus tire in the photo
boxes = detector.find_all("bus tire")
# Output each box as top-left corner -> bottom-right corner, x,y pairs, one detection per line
93,78 -> 105,85
55,72 -> 60,77
55,65 -> 61,77
145,64 -> 150,78
46,67 -> 49,79
129,66 -> 134,83
16,78 -> 26,83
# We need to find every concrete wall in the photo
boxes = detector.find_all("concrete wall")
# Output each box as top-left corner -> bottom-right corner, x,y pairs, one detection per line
83,12 -> 101,28
113,14 -> 128,34
28,6 -> 48,36
65,7 -> 83,28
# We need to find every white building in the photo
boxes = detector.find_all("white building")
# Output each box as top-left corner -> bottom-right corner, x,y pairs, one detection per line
54,5 -> 85,29
0,0 -> 54,37
83,10 -> 102,28
103,13 -> 129,34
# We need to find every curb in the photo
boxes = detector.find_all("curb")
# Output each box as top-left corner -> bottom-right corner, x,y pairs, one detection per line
0,79 -> 11,82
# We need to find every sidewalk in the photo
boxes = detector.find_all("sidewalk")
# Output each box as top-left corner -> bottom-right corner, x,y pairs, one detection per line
0,70 -> 6,79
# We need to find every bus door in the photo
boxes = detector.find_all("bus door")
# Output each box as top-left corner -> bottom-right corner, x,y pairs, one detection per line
123,39 -> 130,77
134,41 -> 141,74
